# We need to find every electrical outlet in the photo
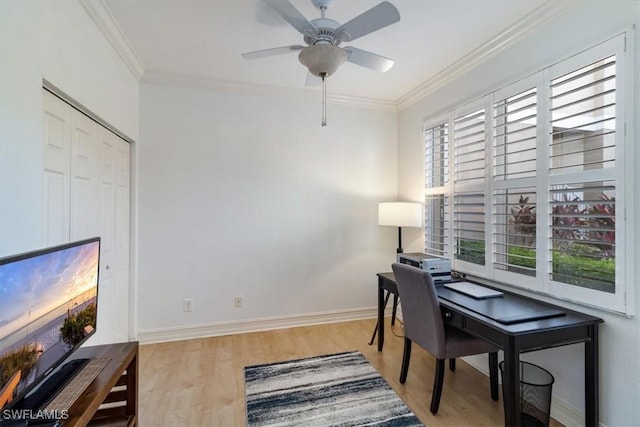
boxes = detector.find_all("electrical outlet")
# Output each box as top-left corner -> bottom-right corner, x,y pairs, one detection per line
183,298 -> 193,312
234,296 -> 242,308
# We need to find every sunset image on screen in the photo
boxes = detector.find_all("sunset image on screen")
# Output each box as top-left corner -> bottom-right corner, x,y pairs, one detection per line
0,240 -> 99,408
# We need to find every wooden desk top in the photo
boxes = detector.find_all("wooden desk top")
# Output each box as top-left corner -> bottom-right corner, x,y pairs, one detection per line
377,272 -> 603,336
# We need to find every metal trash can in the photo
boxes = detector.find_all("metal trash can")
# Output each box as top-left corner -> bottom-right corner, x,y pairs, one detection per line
499,361 -> 555,427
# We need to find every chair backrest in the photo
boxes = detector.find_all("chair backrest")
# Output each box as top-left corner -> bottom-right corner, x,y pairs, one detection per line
392,262 -> 446,358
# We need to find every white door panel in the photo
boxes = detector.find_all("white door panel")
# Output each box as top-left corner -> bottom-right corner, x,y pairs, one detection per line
70,110 -> 99,240
99,127 -> 116,299
43,91 -> 71,245
43,171 -> 67,244
42,90 -> 131,344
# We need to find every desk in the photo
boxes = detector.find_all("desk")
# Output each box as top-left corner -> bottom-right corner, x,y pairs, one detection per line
375,272 -> 603,427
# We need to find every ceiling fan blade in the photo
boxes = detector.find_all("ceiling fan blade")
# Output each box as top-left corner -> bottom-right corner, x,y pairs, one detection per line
263,0 -> 318,37
305,71 -> 322,86
241,45 -> 304,59
335,1 -> 400,43
343,47 -> 394,73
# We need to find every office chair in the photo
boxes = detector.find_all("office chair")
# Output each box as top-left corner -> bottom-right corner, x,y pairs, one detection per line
391,262 -> 499,414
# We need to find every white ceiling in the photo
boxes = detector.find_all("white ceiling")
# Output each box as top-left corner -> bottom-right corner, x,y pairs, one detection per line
102,0 -> 551,103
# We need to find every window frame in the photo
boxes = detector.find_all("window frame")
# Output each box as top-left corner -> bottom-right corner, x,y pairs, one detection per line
544,34 -> 629,313
421,32 -> 634,315
490,74 -> 543,292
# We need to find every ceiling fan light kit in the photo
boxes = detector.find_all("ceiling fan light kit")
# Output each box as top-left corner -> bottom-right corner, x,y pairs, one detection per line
243,0 -> 400,126
298,44 -> 347,77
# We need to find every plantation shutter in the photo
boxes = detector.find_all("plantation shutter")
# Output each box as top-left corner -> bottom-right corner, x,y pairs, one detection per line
548,54 -> 617,293
453,108 -> 486,266
492,85 -> 538,277
424,122 -> 450,258
549,183 -> 615,292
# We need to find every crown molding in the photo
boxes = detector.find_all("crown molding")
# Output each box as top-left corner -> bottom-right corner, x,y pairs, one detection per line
142,71 -> 398,112
395,0 -> 579,111
80,0 -> 577,112
80,0 -> 145,81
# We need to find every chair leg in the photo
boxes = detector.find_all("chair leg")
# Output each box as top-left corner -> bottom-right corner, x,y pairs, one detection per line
449,358 -> 456,371
489,352 -> 499,401
430,358 -> 446,414
399,338 -> 412,384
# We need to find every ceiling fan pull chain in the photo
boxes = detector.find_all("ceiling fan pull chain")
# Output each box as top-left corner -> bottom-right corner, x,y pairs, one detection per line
321,74 -> 327,127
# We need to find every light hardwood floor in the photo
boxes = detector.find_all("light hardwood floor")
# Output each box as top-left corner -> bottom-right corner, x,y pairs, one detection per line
138,318 -> 563,426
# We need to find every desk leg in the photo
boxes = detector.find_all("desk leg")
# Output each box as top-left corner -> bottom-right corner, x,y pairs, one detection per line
369,291 -> 391,346
585,324 -> 599,427
377,276 -> 385,351
502,337 -> 521,427
391,294 -> 399,326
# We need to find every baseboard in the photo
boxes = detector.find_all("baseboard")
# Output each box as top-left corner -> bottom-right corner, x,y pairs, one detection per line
137,307 -> 384,345
462,355 -> 590,427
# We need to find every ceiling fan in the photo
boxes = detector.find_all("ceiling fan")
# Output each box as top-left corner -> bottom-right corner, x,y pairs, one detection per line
242,0 -> 401,126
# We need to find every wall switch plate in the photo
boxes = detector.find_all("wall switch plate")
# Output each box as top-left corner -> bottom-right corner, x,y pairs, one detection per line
183,298 -> 193,312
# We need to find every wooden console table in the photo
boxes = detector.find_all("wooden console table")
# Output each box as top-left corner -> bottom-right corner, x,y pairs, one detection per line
63,341 -> 138,427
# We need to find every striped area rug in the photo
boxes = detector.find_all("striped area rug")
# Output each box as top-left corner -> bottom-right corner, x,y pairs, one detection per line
244,351 -> 423,426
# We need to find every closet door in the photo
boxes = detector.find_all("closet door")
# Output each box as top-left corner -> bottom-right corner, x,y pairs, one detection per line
70,109 -> 100,240
96,126 -> 131,342
43,91 -> 71,245
43,90 -> 131,343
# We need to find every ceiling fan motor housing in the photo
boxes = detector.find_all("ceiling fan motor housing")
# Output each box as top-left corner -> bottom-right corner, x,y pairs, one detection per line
304,18 -> 341,46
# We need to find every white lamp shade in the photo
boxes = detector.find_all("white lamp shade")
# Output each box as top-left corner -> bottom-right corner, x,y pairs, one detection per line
378,202 -> 423,227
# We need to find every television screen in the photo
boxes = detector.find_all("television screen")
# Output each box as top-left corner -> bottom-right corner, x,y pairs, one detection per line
0,237 -> 100,410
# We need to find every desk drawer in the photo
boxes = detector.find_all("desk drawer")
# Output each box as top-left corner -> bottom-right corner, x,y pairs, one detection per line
442,308 -> 463,328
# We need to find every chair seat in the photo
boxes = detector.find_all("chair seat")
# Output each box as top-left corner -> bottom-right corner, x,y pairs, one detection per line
443,324 -> 499,360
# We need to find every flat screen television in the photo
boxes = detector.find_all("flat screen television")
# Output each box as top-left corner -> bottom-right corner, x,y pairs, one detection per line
0,237 -> 100,413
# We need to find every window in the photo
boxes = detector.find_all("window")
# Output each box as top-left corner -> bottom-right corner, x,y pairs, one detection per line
424,121 -> 450,259
546,44 -> 625,311
423,34 -> 631,313
493,187 -> 537,277
493,84 -> 538,283
453,108 -> 487,269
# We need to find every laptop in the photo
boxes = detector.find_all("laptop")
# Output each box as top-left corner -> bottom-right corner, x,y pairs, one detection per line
444,281 -> 504,299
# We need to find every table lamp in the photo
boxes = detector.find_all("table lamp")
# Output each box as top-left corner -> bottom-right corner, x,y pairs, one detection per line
378,202 -> 423,254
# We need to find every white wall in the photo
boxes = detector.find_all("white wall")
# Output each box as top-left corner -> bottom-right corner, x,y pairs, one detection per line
3,1 -> 637,423
0,0 -> 139,256
397,2 -> 640,426
137,82 -> 398,336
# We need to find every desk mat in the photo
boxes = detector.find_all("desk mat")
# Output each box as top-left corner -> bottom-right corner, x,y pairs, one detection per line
437,287 -> 565,325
